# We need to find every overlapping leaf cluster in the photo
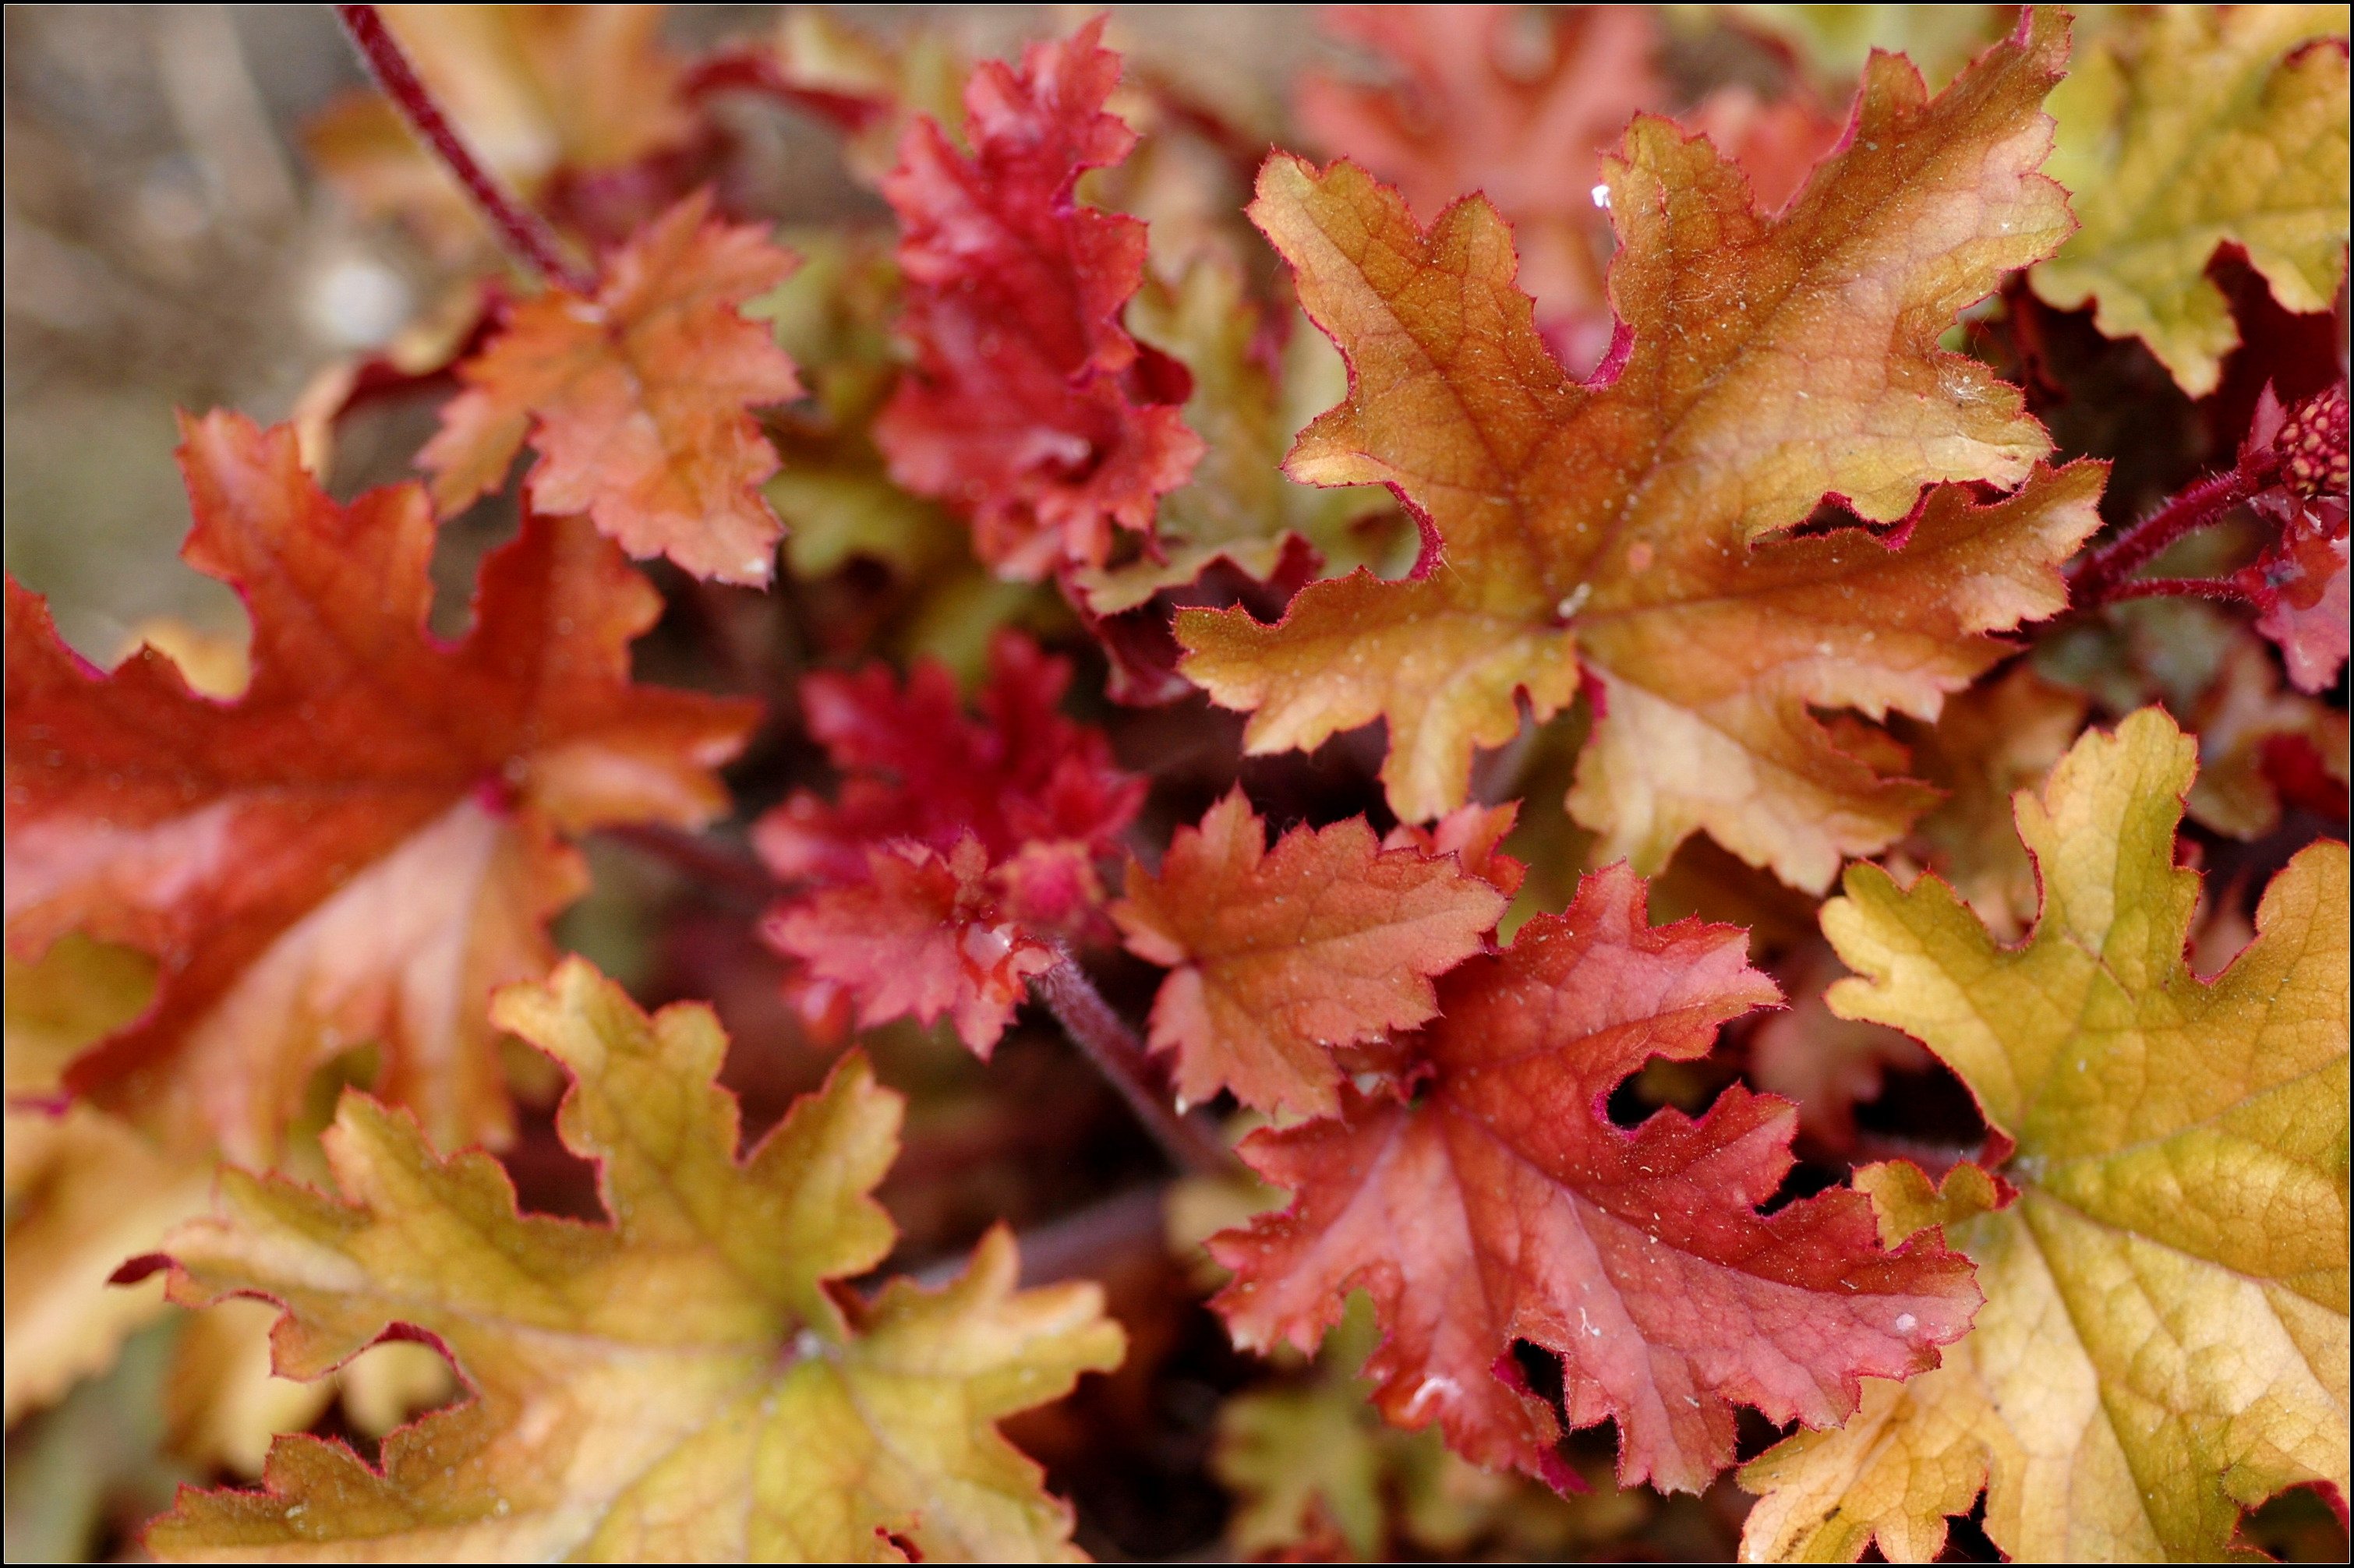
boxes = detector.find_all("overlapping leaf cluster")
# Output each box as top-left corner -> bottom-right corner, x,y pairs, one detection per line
5,3 -> 2347,1564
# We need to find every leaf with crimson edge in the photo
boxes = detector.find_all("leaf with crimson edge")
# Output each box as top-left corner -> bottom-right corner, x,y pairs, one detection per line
138,959 -> 1123,1562
2032,5 -> 2350,397
1208,863 -> 1980,1494
1181,10 -> 2100,892
1741,709 -> 2349,1561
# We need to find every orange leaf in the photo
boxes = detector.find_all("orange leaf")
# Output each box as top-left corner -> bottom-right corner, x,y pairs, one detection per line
1210,865 -> 1980,1494
420,190 -> 802,584
4,415 -> 755,1164
1182,11 -> 2101,891
1112,790 -> 1506,1118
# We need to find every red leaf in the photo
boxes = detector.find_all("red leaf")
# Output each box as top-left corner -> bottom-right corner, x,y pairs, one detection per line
420,190 -> 803,584
4,414 -> 756,1161
1208,865 -> 1980,1493
872,19 -> 1202,577
762,836 -> 1059,1056
755,632 -> 1143,1054
754,632 -> 1143,888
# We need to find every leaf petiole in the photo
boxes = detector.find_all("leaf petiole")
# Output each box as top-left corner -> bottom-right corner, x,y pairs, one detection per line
332,4 -> 594,292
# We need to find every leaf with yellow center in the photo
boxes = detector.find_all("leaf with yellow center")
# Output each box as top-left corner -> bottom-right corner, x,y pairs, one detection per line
143,959 -> 1123,1563
1179,11 -> 2100,889
1741,708 -> 2349,1561
2033,5 -> 2352,397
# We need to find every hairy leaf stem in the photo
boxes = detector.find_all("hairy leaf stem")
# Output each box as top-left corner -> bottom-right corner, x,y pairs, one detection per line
1033,956 -> 1242,1179
334,5 -> 593,292
2067,464 -> 2267,609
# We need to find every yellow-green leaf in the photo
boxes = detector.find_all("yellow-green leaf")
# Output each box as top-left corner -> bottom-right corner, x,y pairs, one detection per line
2034,5 -> 2352,396
144,959 -> 1123,1563
1741,708 -> 2349,1561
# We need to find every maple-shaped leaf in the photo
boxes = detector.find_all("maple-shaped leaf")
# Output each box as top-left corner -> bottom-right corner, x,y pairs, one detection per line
871,18 -> 1203,579
305,5 -> 691,263
420,190 -> 803,585
141,958 -> 1124,1563
1208,863 -> 1979,1493
756,631 -> 1143,887
1068,258 -> 1403,616
1743,708 -> 2349,1561
4,414 -> 755,1164
1180,12 -> 2099,889
1110,789 -> 1505,1118
2034,5 -> 2351,396
755,633 -> 1143,1052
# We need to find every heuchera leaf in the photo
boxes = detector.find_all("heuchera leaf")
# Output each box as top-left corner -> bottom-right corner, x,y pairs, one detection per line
1180,11 -> 2101,890
1382,801 -> 1528,900
1208,863 -> 1980,1494
764,835 -> 1059,1058
420,190 -> 804,585
1743,708 -> 2350,1561
2034,6 -> 2351,397
2188,638 -> 2351,841
1110,789 -> 1506,1118
3,415 -> 756,1164
755,633 -> 1145,1053
141,959 -> 1124,1563
871,18 -> 1204,579
1297,6 -> 1842,370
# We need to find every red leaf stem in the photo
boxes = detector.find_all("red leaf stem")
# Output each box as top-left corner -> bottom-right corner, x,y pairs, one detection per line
2096,575 -> 2265,608
2068,465 -> 2266,608
1031,955 -> 1242,1179
333,4 -> 594,292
